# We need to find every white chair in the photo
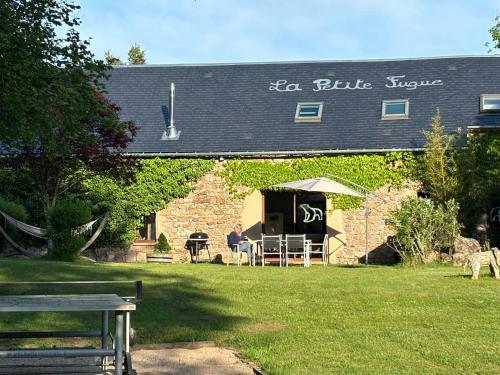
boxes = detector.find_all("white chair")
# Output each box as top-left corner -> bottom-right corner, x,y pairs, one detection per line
308,234 -> 328,266
226,235 -> 254,266
261,235 -> 283,267
227,234 -> 242,266
285,234 -> 308,267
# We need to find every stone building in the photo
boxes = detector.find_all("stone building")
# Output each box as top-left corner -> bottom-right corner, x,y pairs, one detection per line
105,55 -> 500,264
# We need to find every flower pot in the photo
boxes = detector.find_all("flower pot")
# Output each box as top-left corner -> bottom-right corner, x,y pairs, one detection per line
146,253 -> 173,263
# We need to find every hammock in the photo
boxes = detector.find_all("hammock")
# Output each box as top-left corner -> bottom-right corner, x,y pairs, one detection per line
0,210 -> 102,239
0,211 -> 47,239
0,210 -> 110,256
71,218 -> 100,236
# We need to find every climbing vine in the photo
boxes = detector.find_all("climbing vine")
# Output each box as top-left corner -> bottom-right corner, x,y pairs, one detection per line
82,158 -> 214,247
219,152 -> 419,209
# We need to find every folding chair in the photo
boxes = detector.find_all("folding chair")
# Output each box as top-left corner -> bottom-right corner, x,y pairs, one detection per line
285,234 -> 308,267
261,235 -> 283,267
226,235 -> 254,266
226,235 -> 242,266
309,234 -> 329,266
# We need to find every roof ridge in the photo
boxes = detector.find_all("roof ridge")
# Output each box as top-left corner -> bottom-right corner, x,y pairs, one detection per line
111,54 -> 500,68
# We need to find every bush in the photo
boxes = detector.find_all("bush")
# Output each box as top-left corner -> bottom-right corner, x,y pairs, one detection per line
154,233 -> 171,253
386,197 -> 461,265
0,196 -> 29,252
0,196 -> 28,221
50,235 -> 86,262
48,198 -> 92,234
48,198 -> 92,261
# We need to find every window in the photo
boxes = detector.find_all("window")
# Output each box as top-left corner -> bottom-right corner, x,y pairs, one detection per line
480,94 -> 500,112
136,213 -> 156,242
382,99 -> 409,119
295,102 -> 323,122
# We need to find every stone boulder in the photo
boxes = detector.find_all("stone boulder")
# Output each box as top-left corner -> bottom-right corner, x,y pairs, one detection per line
453,236 -> 481,266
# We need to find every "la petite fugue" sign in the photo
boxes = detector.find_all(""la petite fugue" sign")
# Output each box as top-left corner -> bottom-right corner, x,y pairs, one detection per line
269,75 -> 444,92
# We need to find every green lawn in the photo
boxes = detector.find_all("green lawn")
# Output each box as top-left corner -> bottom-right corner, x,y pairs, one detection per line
0,260 -> 499,374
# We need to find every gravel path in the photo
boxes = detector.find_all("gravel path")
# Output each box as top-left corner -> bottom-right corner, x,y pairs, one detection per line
132,342 -> 256,375
0,342 -> 258,374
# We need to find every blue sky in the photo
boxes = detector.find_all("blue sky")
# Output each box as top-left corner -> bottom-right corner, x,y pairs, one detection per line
76,0 -> 499,64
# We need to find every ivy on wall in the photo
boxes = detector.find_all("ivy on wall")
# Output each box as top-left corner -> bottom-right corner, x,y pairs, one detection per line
0,153 -> 418,249
82,158 -> 214,246
219,152 -> 419,209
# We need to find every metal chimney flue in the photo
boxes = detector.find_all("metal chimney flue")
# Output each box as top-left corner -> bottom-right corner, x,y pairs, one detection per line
161,82 -> 181,140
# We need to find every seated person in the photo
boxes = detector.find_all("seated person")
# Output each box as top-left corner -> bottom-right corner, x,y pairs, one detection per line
228,223 -> 253,264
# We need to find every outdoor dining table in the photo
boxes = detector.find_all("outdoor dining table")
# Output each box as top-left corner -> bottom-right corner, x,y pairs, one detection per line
0,291 -> 136,375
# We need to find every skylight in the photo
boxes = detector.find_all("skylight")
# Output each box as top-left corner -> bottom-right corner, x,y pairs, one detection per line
480,94 -> 500,112
382,99 -> 409,119
295,102 -> 323,123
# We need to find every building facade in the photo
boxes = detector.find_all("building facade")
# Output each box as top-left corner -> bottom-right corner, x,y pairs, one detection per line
104,56 -> 500,263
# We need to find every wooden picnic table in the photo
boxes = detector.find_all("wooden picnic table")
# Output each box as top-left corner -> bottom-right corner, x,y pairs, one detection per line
0,293 -> 136,375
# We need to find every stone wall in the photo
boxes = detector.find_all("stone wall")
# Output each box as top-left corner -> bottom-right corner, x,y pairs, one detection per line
105,159 -> 419,265
154,170 -> 418,265
156,162 -> 246,263
83,242 -> 154,262
335,182 -> 419,264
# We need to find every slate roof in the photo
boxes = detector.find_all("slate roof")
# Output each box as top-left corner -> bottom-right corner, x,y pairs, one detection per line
471,114 -> 500,128
105,55 -> 500,156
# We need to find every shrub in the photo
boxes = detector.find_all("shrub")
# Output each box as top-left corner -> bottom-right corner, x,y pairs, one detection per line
154,233 -> 171,253
48,198 -> 92,261
50,235 -> 86,262
386,197 -> 461,265
0,196 -> 28,221
0,196 -> 29,252
48,198 -> 92,234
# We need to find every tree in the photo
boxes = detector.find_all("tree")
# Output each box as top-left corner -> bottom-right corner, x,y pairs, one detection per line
128,43 -> 146,64
420,110 -> 459,205
488,14 -> 500,52
455,132 -> 500,242
104,50 -> 124,65
105,44 -> 146,66
0,0 -> 138,255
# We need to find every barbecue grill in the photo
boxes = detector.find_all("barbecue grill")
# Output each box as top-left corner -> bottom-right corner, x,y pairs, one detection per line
185,231 -> 210,263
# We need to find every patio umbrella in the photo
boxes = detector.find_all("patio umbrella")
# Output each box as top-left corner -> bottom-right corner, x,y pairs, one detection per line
272,177 -> 372,265
273,177 -> 364,197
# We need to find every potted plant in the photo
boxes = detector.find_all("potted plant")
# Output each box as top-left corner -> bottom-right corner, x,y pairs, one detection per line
146,233 -> 173,263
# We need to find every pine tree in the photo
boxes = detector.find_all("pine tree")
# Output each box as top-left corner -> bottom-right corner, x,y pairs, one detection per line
421,110 -> 459,205
104,50 -> 123,65
155,233 -> 171,253
128,43 -> 146,65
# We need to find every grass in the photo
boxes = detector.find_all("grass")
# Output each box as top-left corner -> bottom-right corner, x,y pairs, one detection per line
0,259 -> 499,374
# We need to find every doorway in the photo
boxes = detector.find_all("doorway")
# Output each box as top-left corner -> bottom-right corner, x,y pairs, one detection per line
263,191 -> 326,242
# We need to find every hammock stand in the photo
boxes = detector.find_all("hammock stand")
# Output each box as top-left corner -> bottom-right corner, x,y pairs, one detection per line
0,210 -> 110,257
0,224 -> 35,257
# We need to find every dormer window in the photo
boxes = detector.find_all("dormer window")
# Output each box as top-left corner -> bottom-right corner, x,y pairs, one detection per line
295,102 -> 323,123
480,94 -> 500,112
382,99 -> 409,120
